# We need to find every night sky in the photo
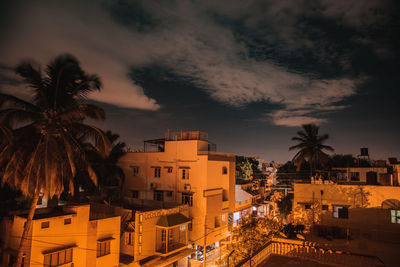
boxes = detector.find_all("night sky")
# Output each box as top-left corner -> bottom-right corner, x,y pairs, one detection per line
0,0 -> 399,162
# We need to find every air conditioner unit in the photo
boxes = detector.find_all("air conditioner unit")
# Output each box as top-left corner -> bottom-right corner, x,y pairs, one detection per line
150,182 -> 158,189
184,184 -> 191,191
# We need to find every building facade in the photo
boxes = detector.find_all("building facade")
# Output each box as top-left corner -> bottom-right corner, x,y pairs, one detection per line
118,131 -> 235,263
293,182 -> 400,243
0,204 -> 120,267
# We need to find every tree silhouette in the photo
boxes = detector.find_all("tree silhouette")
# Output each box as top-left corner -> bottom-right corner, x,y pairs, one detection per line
0,54 -> 108,266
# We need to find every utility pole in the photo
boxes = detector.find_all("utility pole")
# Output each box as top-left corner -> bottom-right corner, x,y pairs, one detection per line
203,217 -> 207,267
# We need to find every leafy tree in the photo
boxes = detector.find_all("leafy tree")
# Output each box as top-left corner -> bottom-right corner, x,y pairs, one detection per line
289,124 -> 334,179
0,54 -> 108,266
222,217 -> 283,266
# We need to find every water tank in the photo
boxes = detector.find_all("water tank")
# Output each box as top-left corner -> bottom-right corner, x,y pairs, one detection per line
360,148 -> 369,157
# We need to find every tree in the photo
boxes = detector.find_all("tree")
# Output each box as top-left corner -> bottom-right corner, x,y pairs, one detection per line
289,124 -> 333,179
90,130 -> 126,202
236,158 -> 253,181
222,217 -> 283,266
0,54 -> 108,266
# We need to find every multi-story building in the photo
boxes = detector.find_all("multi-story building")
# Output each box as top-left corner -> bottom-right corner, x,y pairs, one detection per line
293,181 -> 400,243
333,167 -> 389,184
119,131 -> 235,263
0,203 -> 120,267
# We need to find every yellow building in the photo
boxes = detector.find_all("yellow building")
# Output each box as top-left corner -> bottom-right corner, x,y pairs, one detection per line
119,131 -> 235,263
110,201 -> 193,267
0,204 -> 120,267
293,182 -> 400,242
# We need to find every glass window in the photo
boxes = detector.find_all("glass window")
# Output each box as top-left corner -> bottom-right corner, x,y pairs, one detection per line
167,167 -> 173,173
154,190 -> 164,201
41,221 -> 50,229
391,210 -> 400,224
333,205 -> 348,219
154,167 -> 161,178
97,240 -> 111,257
350,172 -> 360,181
131,190 -> 139,199
222,167 -> 228,175
182,169 -> 189,180
182,193 -> 193,206
132,166 -> 139,176
64,218 -> 71,225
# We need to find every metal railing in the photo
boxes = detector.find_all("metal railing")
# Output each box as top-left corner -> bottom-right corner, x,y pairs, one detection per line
237,238 -> 385,267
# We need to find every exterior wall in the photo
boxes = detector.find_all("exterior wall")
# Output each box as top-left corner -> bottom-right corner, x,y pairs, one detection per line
1,204 -> 121,267
293,183 -> 400,242
334,167 -> 387,183
133,205 -> 190,262
119,138 -> 235,249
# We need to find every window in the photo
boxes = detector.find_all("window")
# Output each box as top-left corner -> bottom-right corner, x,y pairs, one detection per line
182,193 -> 193,206
41,221 -> 50,229
391,210 -> 400,224
350,172 -> 360,181
43,248 -> 73,267
125,232 -> 134,245
132,166 -> 139,176
166,191 -> 173,197
182,169 -> 189,180
131,190 -> 139,199
154,167 -> 161,178
37,193 -> 44,205
180,224 -> 186,231
322,205 -> 329,211
166,167 -> 173,173
215,216 -> 221,228
97,240 -> 111,257
154,190 -> 164,201
64,218 -> 71,225
222,167 -> 228,175
333,205 -> 348,219
222,213 -> 226,222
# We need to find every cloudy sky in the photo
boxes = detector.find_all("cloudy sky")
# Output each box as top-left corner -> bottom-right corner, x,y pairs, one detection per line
0,0 -> 399,162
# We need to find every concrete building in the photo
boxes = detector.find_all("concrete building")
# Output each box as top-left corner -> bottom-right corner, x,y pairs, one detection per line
118,131 -> 235,263
0,204 -> 120,267
293,181 -> 400,243
333,167 -> 389,184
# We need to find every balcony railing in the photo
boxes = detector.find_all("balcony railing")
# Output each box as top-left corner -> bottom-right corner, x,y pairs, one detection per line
156,242 -> 187,255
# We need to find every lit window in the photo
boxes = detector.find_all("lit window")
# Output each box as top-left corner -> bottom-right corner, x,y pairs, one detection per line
182,193 -> 193,206
154,167 -> 161,178
222,213 -> 226,222
391,210 -> 400,224
97,240 -> 111,257
43,248 -> 73,267
180,224 -> 186,231
64,218 -> 71,225
132,166 -> 139,176
322,205 -> 329,211
41,221 -> 50,229
333,205 -> 348,219
222,167 -> 228,175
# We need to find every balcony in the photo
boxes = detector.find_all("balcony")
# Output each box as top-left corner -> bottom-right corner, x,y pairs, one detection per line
155,213 -> 191,256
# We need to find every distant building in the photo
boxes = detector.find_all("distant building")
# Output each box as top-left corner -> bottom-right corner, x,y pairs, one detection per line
333,167 -> 389,185
293,181 -> 400,243
118,131 -> 235,263
0,204 -> 120,267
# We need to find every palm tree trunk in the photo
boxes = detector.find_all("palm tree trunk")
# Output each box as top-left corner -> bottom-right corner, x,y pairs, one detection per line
15,191 -> 40,267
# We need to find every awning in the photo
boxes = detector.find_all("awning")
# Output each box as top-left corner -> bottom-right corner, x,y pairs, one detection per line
156,213 -> 191,228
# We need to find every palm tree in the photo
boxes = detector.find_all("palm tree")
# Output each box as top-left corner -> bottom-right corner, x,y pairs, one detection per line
289,124 -> 334,179
0,54 -> 108,267
89,130 -> 126,202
